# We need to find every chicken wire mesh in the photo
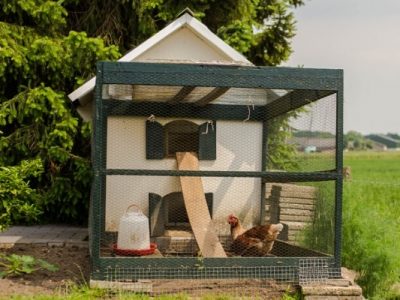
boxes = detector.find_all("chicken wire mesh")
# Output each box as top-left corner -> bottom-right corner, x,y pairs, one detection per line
101,266 -> 299,297
91,62 -> 343,288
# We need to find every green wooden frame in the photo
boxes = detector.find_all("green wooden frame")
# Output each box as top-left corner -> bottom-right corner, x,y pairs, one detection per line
91,61 -> 343,281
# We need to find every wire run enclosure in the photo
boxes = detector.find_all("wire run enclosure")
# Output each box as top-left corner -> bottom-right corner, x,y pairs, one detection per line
91,61 -> 344,287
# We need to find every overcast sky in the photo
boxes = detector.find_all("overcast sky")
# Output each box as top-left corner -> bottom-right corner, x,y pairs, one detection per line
284,0 -> 400,134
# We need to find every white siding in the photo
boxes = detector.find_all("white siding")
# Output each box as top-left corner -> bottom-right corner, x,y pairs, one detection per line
105,116 -> 263,233
136,27 -> 231,63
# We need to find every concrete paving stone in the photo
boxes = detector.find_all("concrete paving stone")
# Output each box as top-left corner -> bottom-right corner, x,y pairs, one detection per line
0,243 -> 17,248
302,285 -> 363,296
65,238 -> 88,243
0,225 -> 89,248
71,233 -> 89,241
63,226 -> 86,231
65,241 -> 89,248
48,242 -> 65,247
38,233 -> 60,239
31,238 -> 54,244
49,238 -> 68,242
60,233 -> 78,239
16,238 -> 35,244
0,227 -> 25,234
0,235 -> 23,244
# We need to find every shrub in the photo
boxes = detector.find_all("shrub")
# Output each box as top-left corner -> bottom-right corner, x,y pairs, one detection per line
0,159 -> 43,231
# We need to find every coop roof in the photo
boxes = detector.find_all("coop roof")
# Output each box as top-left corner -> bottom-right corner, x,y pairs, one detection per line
68,10 -> 264,120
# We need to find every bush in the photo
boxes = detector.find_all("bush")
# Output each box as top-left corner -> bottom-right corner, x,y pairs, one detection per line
0,159 -> 43,231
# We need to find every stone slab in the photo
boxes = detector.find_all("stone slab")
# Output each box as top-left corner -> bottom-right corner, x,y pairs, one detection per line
90,279 -> 153,293
0,225 -> 88,248
302,285 -> 363,296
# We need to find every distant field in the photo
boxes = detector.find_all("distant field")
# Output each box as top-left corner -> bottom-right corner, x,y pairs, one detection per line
342,151 -> 400,299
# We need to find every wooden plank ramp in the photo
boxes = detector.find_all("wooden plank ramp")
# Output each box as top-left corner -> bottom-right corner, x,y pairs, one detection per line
176,152 -> 227,258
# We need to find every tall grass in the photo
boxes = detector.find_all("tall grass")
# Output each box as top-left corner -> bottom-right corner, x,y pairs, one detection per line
298,181 -> 335,255
342,151 -> 400,299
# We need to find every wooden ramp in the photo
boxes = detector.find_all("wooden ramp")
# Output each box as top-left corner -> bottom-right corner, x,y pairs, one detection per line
176,152 -> 227,258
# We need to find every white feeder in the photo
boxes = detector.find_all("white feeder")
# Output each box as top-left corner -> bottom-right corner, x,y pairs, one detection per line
117,205 -> 150,250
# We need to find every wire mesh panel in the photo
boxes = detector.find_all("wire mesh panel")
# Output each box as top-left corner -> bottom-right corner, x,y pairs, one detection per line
103,266 -> 299,297
266,93 -> 337,172
265,181 -> 336,256
91,62 -> 343,289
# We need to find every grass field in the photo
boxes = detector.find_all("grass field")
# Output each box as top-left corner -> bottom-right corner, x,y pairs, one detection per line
342,151 -> 400,299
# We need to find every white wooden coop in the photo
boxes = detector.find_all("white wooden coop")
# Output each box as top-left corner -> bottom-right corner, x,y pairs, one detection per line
69,9 -> 344,289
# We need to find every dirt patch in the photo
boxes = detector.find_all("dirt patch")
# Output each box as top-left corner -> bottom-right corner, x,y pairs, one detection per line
0,245 -> 298,299
0,245 -> 90,298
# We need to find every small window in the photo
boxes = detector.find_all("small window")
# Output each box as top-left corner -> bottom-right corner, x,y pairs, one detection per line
146,120 -> 216,160
165,120 -> 198,157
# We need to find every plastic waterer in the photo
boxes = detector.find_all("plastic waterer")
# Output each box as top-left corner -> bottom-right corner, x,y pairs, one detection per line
117,204 -> 150,250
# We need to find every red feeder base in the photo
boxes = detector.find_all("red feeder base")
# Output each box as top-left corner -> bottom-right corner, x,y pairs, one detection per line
112,243 -> 157,256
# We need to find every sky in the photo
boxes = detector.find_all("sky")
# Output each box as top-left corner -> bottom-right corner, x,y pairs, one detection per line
284,0 -> 400,134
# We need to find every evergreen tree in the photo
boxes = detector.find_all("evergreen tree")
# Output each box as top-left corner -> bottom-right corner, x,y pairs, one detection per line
0,0 -> 119,225
65,0 -> 304,65
0,0 -> 304,225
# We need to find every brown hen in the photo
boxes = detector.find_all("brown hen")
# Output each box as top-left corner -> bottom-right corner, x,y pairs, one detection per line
227,214 -> 283,256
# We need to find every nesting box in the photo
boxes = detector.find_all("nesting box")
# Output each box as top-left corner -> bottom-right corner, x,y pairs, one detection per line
69,11 -> 344,292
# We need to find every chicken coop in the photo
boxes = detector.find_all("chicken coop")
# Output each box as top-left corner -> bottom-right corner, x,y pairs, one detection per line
69,11 -> 344,296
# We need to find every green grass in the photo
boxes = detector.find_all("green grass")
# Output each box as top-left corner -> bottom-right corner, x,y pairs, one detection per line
342,151 -> 400,299
3,287 -> 299,300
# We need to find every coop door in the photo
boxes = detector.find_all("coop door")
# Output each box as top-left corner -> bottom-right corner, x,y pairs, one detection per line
149,192 -> 213,237
146,120 -> 216,160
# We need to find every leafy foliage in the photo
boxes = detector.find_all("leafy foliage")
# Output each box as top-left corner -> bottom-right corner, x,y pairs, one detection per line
0,0 -> 120,226
266,110 -> 303,171
344,130 -> 372,150
64,0 -> 304,65
0,159 -> 43,230
0,253 -> 58,278
1,0 -> 305,226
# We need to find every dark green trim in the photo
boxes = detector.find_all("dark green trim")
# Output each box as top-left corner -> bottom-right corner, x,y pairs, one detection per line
149,193 -> 165,237
194,87 -> 230,106
260,120 -> 268,224
198,121 -> 216,160
146,120 -> 164,159
90,256 -> 336,281
90,61 -> 344,281
266,90 -> 336,120
105,169 -> 338,181
334,79 -> 344,268
100,62 -> 343,90
167,86 -> 196,104
91,63 -> 105,270
104,100 -> 265,121
96,256 -> 333,269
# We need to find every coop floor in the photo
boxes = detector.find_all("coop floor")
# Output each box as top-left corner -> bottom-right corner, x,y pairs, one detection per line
100,229 -> 329,258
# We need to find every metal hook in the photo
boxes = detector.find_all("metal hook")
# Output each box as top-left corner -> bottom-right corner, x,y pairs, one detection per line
243,97 -> 255,122
202,120 -> 214,134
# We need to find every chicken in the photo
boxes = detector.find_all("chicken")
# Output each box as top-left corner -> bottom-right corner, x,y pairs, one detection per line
227,214 -> 283,256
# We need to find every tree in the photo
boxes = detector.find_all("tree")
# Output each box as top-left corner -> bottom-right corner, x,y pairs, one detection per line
344,131 -> 372,150
64,0 -> 304,65
0,0 -> 119,225
0,0 -> 304,226
64,0 -> 305,171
